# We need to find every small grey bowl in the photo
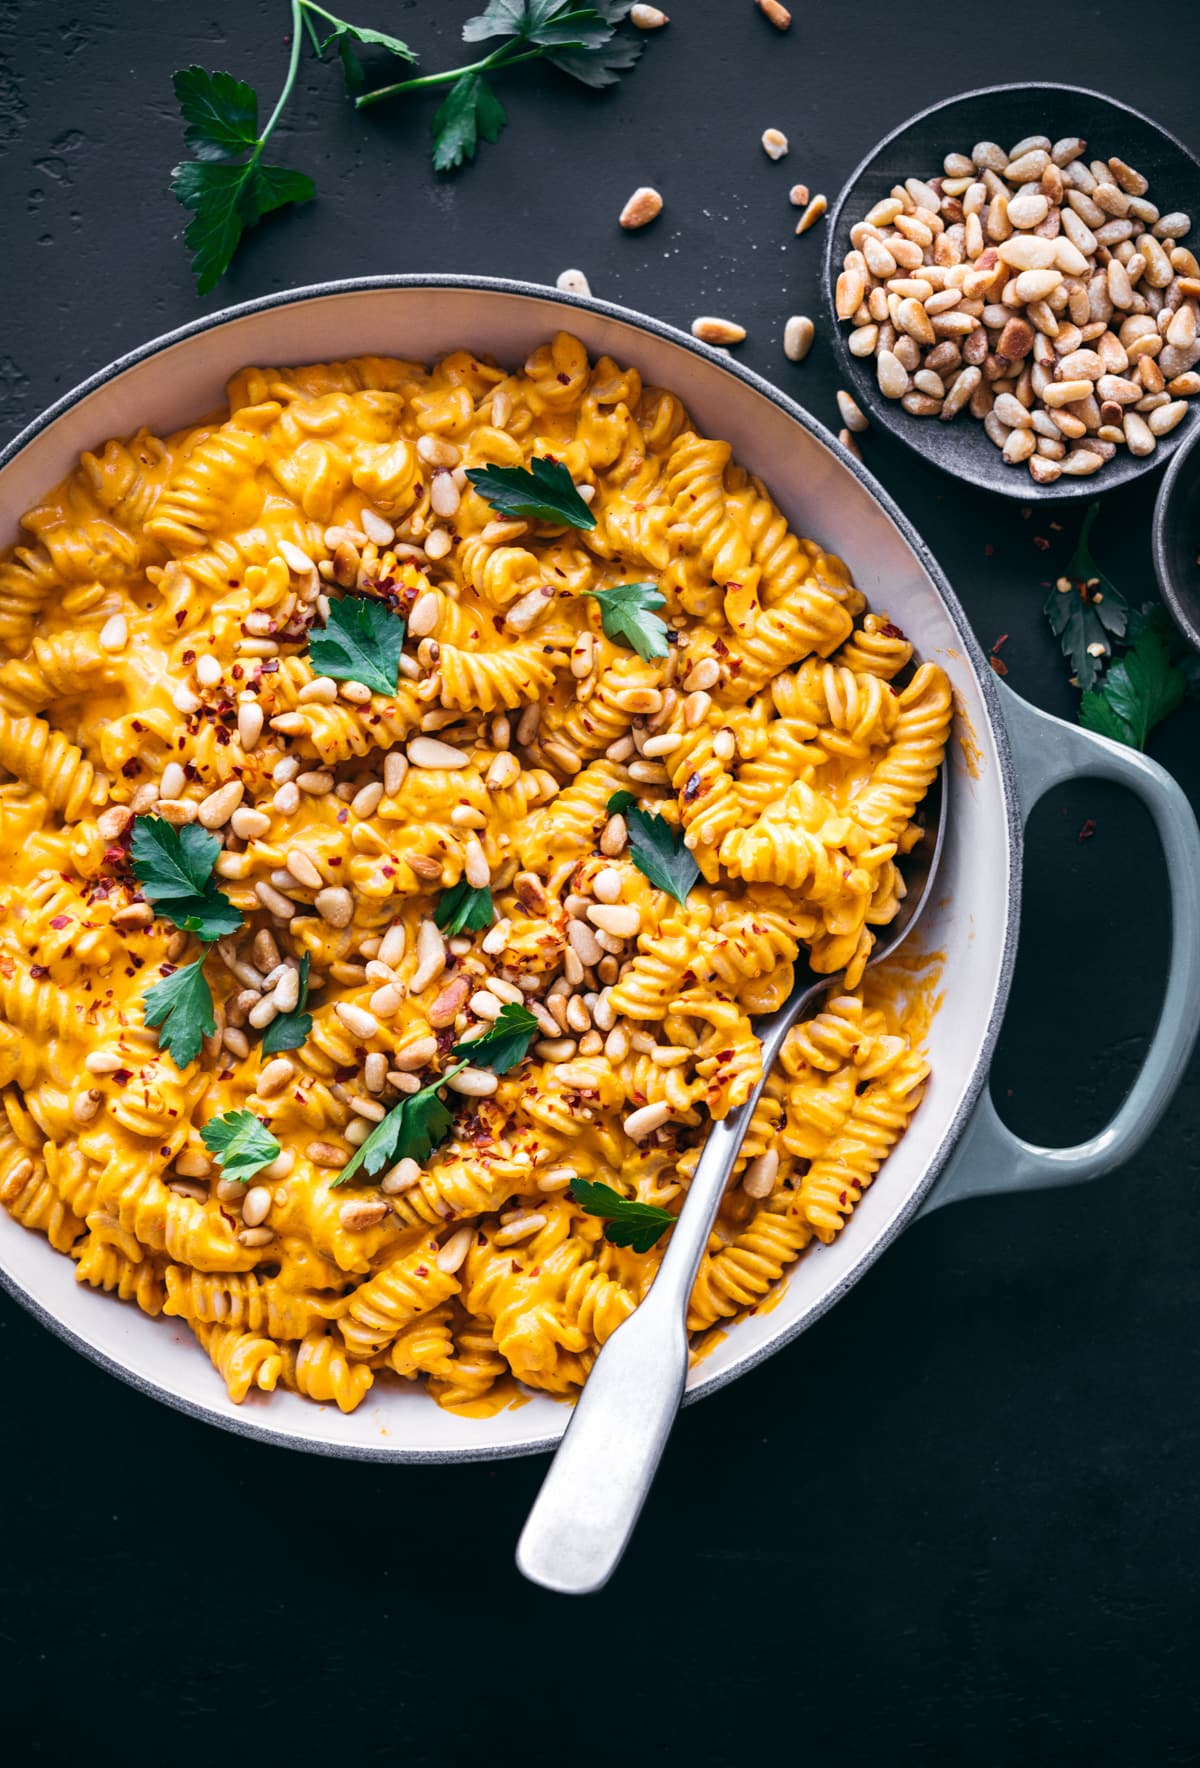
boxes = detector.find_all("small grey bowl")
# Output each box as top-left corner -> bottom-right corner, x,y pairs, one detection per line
823,81 -> 1200,501
1153,417 -> 1200,650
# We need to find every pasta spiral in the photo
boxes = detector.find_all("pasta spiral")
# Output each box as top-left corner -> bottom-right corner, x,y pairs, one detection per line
0,335 -> 948,1416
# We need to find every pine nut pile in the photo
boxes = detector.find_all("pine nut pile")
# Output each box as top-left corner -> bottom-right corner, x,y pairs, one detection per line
835,134 -> 1199,482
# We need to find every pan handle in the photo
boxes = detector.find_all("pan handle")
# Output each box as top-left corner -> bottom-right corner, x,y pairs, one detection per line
920,679 -> 1200,1214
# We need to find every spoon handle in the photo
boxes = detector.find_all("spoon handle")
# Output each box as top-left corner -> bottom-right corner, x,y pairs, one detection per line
515,1107 -> 753,1595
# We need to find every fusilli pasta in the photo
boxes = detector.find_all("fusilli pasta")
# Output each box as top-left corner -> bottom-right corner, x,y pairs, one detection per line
0,336 -> 950,1415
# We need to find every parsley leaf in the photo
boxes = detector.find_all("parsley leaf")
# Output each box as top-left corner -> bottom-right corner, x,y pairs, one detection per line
131,816 -> 243,940
317,20 -> 416,92
588,583 -> 670,661
143,960 -> 216,1070
569,1177 -> 675,1253
463,2 -> 620,50
173,67 -> 259,160
200,1108 -> 281,1184
332,1062 -> 467,1186
606,791 -> 698,906
1044,502 -> 1129,693
434,880 -> 495,937
1079,607 -> 1189,750
545,18 -> 642,88
308,594 -> 406,696
432,72 -> 508,171
171,157 -> 315,297
452,1002 -> 539,1073
465,457 -> 596,529
261,954 -> 312,1056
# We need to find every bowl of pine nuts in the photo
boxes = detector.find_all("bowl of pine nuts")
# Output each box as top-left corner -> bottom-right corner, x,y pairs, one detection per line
823,83 -> 1200,497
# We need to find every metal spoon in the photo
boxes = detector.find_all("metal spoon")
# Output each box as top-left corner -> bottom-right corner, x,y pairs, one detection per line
516,767 -> 948,1594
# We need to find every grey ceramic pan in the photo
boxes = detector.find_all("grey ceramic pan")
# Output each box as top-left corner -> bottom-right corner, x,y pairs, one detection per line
1,276 -> 1197,1462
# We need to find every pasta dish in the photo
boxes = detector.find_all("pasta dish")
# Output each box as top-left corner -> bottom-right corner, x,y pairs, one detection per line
0,333 -> 951,1413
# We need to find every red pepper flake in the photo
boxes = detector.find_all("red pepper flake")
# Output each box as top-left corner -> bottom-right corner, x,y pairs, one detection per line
30,964 -> 48,979
880,622 -> 906,640
1078,818 -> 1097,842
989,655 -> 1009,677
682,772 -> 703,803
113,1068 -> 131,1084
991,633 -> 1009,652
984,543 -> 994,557
1033,535 -> 1050,552
414,1265 -> 428,1278
48,915 -> 71,929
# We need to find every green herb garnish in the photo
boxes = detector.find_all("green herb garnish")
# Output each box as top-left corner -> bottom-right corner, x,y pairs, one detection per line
142,960 -> 217,1070
359,2 -> 645,175
588,583 -> 670,661
607,790 -> 699,906
465,457 -> 597,529
1080,605 -> 1196,751
308,594 -> 406,696
1044,502 -> 1129,693
434,880 -> 495,937
261,953 -> 313,1056
430,72 -> 509,172
310,12 -> 416,91
169,5 -> 648,292
131,817 -> 244,941
332,1062 -> 467,1186
170,61 -> 315,296
452,1002 -> 539,1073
569,1177 -> 675,1252
200,1108 -> 282,1184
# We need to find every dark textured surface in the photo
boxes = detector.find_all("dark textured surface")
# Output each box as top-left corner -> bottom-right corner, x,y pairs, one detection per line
823,81 -> 1200,500
2,3 -> 1200,1762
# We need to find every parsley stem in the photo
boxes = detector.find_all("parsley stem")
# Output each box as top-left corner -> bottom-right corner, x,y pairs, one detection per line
258,0 -> 307,151
355,42 -> 540,109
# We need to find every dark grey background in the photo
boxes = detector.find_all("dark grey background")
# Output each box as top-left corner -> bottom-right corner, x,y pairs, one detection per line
2,3 -> 1199,1762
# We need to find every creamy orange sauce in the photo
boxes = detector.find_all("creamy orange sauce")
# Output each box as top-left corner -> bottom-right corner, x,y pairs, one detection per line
0,338 -> 950,1416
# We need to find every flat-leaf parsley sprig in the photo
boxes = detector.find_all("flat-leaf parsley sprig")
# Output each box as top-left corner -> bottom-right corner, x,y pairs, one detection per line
607,790 -> 699,906
466,457 -> 597,529
569,1178 -> 675,1252
333,1062 -> 467,1187
200,1109 -> 283,1185
169,2 -> 650,292
1043,501 -> 1129,693
131,816 -> 245,1069
308,593 -> 407,697
170,1 -> 414,294
357,2 -> 645,173
588,582 -> 670,661
1080,604 -> 1200,752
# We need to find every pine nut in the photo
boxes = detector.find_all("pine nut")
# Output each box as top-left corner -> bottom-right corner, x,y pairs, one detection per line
692,316 -> 747,346
339,1199 -> 389,1230
436,1226 -> 474,1273
241,1185 -> 271,1227
784,315 -> 815,361
620,186 -> 663,229
586,903 -> 641,938
99,614 -> 128,652
556,267 -> 592,295
624,1101 -> 672,1140
447,1066 -> 498,1096
408,736 -> 469,769
795,194 -> 826,235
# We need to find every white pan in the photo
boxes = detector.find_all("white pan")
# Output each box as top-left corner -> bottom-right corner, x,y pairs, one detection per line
2,277 -> 1197,1460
